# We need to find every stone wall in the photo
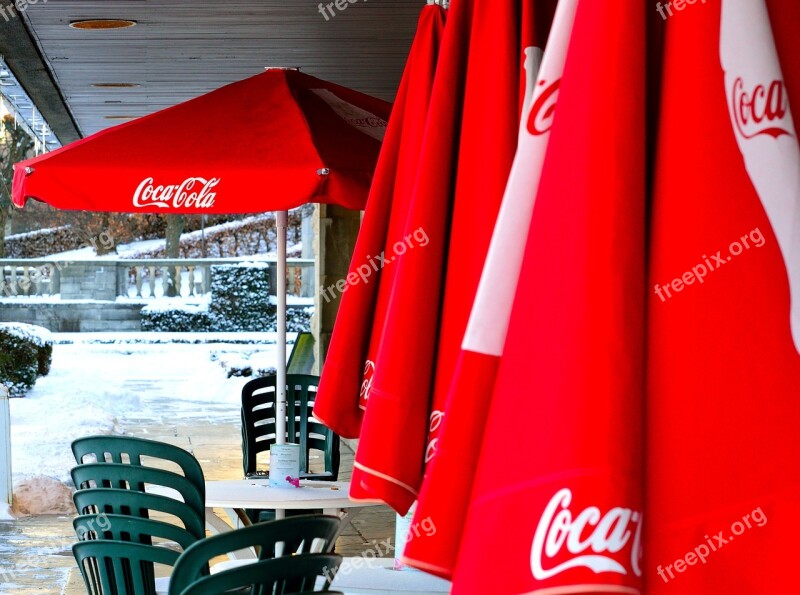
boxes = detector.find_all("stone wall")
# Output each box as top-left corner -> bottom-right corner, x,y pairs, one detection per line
59,263 -> 118,301
0,259 -> 312,333
0,302 -> 142,332
0,262 -> 140,331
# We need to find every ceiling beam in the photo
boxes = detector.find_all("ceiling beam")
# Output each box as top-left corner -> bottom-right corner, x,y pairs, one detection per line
0,14 -> 81,143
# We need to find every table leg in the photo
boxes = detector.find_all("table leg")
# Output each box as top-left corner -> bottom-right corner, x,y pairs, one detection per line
204,508 -> 233,535
204,508 -> 257,560
324,506 -> 364,541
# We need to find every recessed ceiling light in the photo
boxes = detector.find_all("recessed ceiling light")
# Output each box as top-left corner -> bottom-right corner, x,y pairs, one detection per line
91,83 -> 140,88
69,19 -> 137,30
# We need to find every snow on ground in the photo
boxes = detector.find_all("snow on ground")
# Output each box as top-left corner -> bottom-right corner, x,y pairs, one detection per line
7,333 -> 291,514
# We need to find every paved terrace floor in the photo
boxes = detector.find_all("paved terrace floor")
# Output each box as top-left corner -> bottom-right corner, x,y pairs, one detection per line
1,426 -> 394,594
0,339 -> 395,594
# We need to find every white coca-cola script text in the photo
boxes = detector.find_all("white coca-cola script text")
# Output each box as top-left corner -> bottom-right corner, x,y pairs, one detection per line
530,488 -> 643,580
133,177 -> 219,209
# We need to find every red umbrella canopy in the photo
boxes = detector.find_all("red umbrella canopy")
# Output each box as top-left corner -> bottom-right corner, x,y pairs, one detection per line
12,69 -> 391,214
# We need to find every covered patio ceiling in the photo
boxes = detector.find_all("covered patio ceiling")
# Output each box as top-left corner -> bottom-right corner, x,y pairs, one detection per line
0,0 -> 422,144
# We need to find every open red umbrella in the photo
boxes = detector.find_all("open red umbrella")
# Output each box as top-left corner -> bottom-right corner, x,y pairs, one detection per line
11,68 -> 391,448
12,69 -> 389,214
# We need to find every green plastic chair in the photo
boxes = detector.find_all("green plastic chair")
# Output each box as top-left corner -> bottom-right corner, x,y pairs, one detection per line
74,513 -> 198,550
241,375 -> 339,480
175,553 -> 342,595
71,463 -> 205,522
73,513 -> 203,595
73,539 -> 179,595
74,488 -> 206,541
71,435 -> 205,502
168,515 -> 341,595
241,374 -> 340,522
286,331 -> 316,375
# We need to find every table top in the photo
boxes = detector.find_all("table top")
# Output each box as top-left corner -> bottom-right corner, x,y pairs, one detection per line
203,479 -> 370,510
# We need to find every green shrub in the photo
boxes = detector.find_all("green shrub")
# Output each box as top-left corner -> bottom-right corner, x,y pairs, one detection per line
37,342 -> 53,376
0,323 -> 53,396
141,304 -> 215,332
209,263 -> 273,332
286,307 -> 313,333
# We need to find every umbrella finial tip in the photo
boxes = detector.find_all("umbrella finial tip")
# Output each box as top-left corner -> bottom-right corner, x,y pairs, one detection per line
316,168 -> 330,176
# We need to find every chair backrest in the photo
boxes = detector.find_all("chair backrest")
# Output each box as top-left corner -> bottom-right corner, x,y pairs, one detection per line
73,539 -> 179,595
71,435 -> 205,501
71,463 -> 205,521
287,331 -> 316,375
74,513 -> 198,551
168,515 -> 341,595
73,488 -> 206,541
174,553 -> 342,595
241,374 -> 339,479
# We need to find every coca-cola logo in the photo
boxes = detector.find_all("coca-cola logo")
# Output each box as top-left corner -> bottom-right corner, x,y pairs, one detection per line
530,488 -> 643,580
730,77 -> 792,140
347,117 -> 388,129
359,360 -> 375,402
133,177 -> 219,209
527,78 -> 560,136
424,410 -> 445,463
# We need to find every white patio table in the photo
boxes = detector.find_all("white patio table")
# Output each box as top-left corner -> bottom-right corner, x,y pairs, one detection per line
151,479 -> 379,561
204,479 -> 373,530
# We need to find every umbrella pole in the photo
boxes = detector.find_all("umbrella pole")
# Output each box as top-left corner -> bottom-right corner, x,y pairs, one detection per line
276,210 -> 288,447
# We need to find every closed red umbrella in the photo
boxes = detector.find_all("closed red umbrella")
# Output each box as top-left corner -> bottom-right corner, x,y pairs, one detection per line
352,0 -> 554,514
646,0 -> 800,592
316,0 -> 468,509
403,0 -> 574,579
313,3 -> 447,442
342,0 -> 468,507
450,0 -> 646,592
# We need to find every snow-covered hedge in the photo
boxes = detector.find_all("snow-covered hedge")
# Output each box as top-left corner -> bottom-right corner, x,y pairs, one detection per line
209,263 -> 273,332
128,212 -> 303,259
0,323 -> 54,396
140,303 -> 214,332
284,307 -> 314,333
140,264 -> 313,333
3,226 -> 81,258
